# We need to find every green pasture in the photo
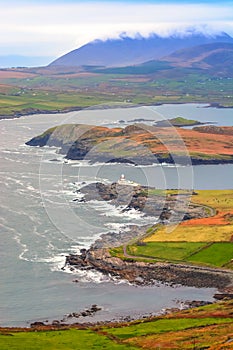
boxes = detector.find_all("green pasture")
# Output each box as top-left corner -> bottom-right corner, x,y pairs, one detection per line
104,317 -> 233,340
0,71 -> 232,116
127,242 -> 206,261
187,242 -> 233,267
0,329 -> 138,350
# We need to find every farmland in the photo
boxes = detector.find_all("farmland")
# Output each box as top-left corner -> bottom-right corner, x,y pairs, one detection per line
111,190 -> 233,269
0,67 -> 232,117
0,300 -> 232,349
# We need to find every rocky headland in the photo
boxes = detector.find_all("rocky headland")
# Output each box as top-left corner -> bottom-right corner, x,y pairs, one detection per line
78,182 -> 206,222
26,123 -> 233,165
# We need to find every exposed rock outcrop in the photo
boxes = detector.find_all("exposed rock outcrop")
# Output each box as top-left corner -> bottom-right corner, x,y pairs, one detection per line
80,182 -> 206,221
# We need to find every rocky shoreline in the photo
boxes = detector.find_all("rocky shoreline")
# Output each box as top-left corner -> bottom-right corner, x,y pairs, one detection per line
78,182 -> 208,223
66,182 -> 233,289
66,248 -> 233,289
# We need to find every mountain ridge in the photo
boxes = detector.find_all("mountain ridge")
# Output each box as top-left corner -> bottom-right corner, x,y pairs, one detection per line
49,32 -> 233,68
161,42 -> 233,68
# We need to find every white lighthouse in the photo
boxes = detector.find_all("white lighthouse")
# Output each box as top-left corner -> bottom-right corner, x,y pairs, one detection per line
117,174 -> 139,186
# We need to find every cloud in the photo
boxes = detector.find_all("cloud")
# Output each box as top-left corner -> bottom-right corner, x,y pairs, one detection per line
0,1 -> 232,58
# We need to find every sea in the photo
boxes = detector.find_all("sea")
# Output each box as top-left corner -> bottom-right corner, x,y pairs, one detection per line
0,103 -> 232,326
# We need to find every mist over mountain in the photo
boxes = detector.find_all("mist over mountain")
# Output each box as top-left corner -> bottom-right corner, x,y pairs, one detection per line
49,32 -> 233,68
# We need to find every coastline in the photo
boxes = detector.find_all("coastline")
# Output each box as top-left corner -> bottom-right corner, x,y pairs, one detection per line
0,103 -> 140,120
0,105 -> 232,330
1,101 -> 233,121
66,247 -> 233,289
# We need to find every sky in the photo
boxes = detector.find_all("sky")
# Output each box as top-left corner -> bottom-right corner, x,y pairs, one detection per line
0,0 -> 233,65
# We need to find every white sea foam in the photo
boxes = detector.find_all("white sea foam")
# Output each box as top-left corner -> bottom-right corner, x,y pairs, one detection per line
60,264 -> 129,285
39,254 -> 66,268
68,160 -> 92,167
90,201 -> 144,219
51,256 -> 127,284
160,163 -> 186,168
13,235 -> 29,261
26,185 -> 37,192
75,231 -> 109,249
20,126 -> 32,130
2,150 -> 19,154
69,268 -> 111,283
2,156 -> 23,163
69,160 -> 135,168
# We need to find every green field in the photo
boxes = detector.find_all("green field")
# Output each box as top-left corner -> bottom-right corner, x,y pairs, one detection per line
127,242 -> 206,261
0,69 -> 232,117
104,317 -> 233,340
1,301 -> 232,350
111,242 -> 233,268
187,242 -> 233,267
110,190 -> 233,268
0,329 -> 138,350
0,90 -> 115,115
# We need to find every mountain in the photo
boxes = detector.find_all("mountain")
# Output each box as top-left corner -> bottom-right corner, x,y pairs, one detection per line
49,32 -> 233,68
161,42 -> 233,70
91,42 -> 233,77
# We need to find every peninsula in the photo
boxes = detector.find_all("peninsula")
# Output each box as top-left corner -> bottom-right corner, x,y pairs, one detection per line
26,123 -> 233,165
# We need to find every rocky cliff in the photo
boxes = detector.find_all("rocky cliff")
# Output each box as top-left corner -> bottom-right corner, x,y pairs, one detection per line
26,123 -> 233,165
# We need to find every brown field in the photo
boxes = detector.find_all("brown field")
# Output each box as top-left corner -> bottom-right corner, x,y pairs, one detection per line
0,70 -> 37,79
126,323 -> 233,349
52,72 -> 100,78
0,84 -> 16,93
181,211 -> 233,226
178,128 -> 233,155
124,126 -> 233,157
111,77 -> 151,82
145,190 -> 233,242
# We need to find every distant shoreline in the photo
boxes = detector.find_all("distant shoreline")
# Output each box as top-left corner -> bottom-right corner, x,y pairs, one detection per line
1,102 -> 233,121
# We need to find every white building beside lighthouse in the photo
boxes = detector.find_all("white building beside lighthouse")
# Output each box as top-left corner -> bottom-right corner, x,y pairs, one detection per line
117,174 -> 139,186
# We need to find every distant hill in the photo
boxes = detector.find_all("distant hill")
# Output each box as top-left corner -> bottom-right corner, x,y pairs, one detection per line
161,42 -> 233,70
90,42 -> 233,77
49,32 -> 233,68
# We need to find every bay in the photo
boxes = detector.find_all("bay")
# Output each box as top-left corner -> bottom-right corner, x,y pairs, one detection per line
0,104 -> 232,326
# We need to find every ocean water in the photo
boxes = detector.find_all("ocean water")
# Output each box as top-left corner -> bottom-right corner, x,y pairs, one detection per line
0,104 -> 232,326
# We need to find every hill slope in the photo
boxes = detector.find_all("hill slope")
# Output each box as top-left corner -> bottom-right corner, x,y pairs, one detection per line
161,42 -> 233,70
49,32 -> 233,67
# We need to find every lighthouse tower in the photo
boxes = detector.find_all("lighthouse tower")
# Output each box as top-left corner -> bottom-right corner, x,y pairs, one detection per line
118,174 -> 127,185
117,174 -> 139,186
